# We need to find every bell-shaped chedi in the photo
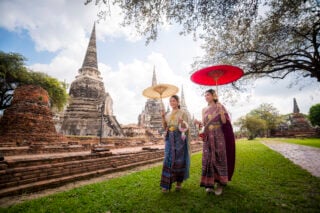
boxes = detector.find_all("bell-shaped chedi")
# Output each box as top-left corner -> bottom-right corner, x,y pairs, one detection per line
60,23 -> 123,137
0,85 -> 64,146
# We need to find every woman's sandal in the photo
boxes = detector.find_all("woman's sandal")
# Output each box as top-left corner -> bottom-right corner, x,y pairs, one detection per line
205,188 -> 214,194
162,188 -> 169,193
214,185 -> 223,196
175,185 -> 182,191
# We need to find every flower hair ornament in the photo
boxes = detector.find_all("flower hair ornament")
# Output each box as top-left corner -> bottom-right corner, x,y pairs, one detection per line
178,121 -> 189,141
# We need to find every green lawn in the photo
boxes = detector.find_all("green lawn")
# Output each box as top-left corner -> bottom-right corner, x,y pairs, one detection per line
264,138 -> 320,148
1,140 -> 319,213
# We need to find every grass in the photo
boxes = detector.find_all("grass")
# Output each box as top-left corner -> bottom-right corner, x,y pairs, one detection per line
263,138 -> 320,148
1,140 -> 320,213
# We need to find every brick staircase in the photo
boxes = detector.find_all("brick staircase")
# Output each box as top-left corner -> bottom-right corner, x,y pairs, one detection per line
0,142 -> 202,198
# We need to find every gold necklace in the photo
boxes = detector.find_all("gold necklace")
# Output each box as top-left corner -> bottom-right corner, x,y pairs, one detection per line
169,110 -> 179,126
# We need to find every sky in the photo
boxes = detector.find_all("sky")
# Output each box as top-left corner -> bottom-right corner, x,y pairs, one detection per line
1,0 -> 319,125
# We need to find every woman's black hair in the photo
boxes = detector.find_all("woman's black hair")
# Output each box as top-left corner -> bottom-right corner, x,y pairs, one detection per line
205,89 -> 218,103
171,95 -> 181,109
205,89 -> 215,95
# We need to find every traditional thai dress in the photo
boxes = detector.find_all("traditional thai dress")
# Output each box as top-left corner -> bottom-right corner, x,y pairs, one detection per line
200,104 -> 235,188
160,109 -> 191,190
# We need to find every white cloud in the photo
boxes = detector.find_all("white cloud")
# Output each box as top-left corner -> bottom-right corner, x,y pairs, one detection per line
99,52 -> 205,124
1,0 -> 319,126
0,0 -> 140,53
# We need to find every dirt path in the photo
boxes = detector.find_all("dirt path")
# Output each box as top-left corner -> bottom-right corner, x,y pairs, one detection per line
262,140 -> 320,178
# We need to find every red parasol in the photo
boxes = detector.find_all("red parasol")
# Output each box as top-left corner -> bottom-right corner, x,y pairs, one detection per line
191,65 -> 244,86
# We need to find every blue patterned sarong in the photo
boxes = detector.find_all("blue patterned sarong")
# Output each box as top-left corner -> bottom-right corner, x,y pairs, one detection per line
160,130 -> 190,190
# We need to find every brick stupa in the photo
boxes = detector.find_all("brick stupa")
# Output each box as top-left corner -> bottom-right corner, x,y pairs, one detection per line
0,85 -> 64,146
60,23 -> 123,137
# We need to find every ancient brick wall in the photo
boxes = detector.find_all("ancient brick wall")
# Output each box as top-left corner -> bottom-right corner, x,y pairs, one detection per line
0,85 -> 65,146
0,142 -> 203,197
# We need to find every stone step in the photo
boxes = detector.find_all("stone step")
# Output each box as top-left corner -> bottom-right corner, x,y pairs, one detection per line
0,145 -> 90,156
0,157 -> 164,198
0,150 -> 163,184
0,143 -> 202,198
0,150 -> 164,191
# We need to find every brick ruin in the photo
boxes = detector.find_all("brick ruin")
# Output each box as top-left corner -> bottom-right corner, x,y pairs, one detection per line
0,85 -> 65,147
0,24 -> 204,198
0,141 -> 202,197
272,98 -> 318,137
0,82 -> 202,198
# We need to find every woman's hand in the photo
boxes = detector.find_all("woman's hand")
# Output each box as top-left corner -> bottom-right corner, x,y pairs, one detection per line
161,110 -> 166,118
194,119 -> 202,125
194,119 -> 199,125
217,104 -> 226,124
217,103 -> 224,114
161,110 -> 167,129
194,119 -> 203,128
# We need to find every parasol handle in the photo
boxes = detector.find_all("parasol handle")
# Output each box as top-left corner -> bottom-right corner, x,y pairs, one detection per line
160,94 -> 165,111
215,78 -> 218,95
209,70 -> 223,95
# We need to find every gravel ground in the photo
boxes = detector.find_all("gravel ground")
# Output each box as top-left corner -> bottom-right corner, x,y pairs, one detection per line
262,140 -> 320,178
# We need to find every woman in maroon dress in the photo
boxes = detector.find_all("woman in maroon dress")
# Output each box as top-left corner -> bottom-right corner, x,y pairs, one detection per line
196,89 -> 235,195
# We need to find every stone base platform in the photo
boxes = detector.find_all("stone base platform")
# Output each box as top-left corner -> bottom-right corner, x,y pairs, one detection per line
0,135 -> 164,157
0,142 -> 203,198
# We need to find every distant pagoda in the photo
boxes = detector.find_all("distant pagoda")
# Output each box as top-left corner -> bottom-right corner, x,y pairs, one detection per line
60,23 -> 123,137
289,98 -> 313,132
179,86 -> 197,139
138,68 -> 164,133
272,98 -> 316,137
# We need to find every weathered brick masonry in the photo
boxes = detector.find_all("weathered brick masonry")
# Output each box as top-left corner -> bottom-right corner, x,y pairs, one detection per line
0,143 -> 202,197
0,85 -> 65,147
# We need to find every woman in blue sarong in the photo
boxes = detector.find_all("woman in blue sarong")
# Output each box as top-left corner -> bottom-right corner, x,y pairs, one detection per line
160,95 -> 190,192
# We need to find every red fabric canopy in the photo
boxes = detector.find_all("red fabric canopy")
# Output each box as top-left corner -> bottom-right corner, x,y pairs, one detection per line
190,65 -> 244,86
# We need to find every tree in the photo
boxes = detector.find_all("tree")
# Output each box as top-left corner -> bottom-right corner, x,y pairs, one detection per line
86,0 -> 320,84
249,103 -> 283,136
234,115 -> 267,140
0,52 -> 28,109
309,103 -> 320,126
199,0 -> 320,84
234,103 -> 283,138
0,51 -> 68,111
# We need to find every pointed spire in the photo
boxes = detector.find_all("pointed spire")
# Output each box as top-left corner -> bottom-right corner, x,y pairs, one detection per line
82,23 -> 98,69
180,85 -> 187,109
293,98 -> 300,113
181,85 -> 185,99
166,105 -> 170,113
152,66 -> 157,86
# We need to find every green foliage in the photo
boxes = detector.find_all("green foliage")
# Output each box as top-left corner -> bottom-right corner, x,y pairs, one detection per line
26,71 -> 68,110
249,103 -> 283,132
235,115 -> 267,140
0,51 -> 29,108
234,103 -> 283,139
2,140 -> 319,212
309,103 -> 320,127
0,51 -> 68,111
